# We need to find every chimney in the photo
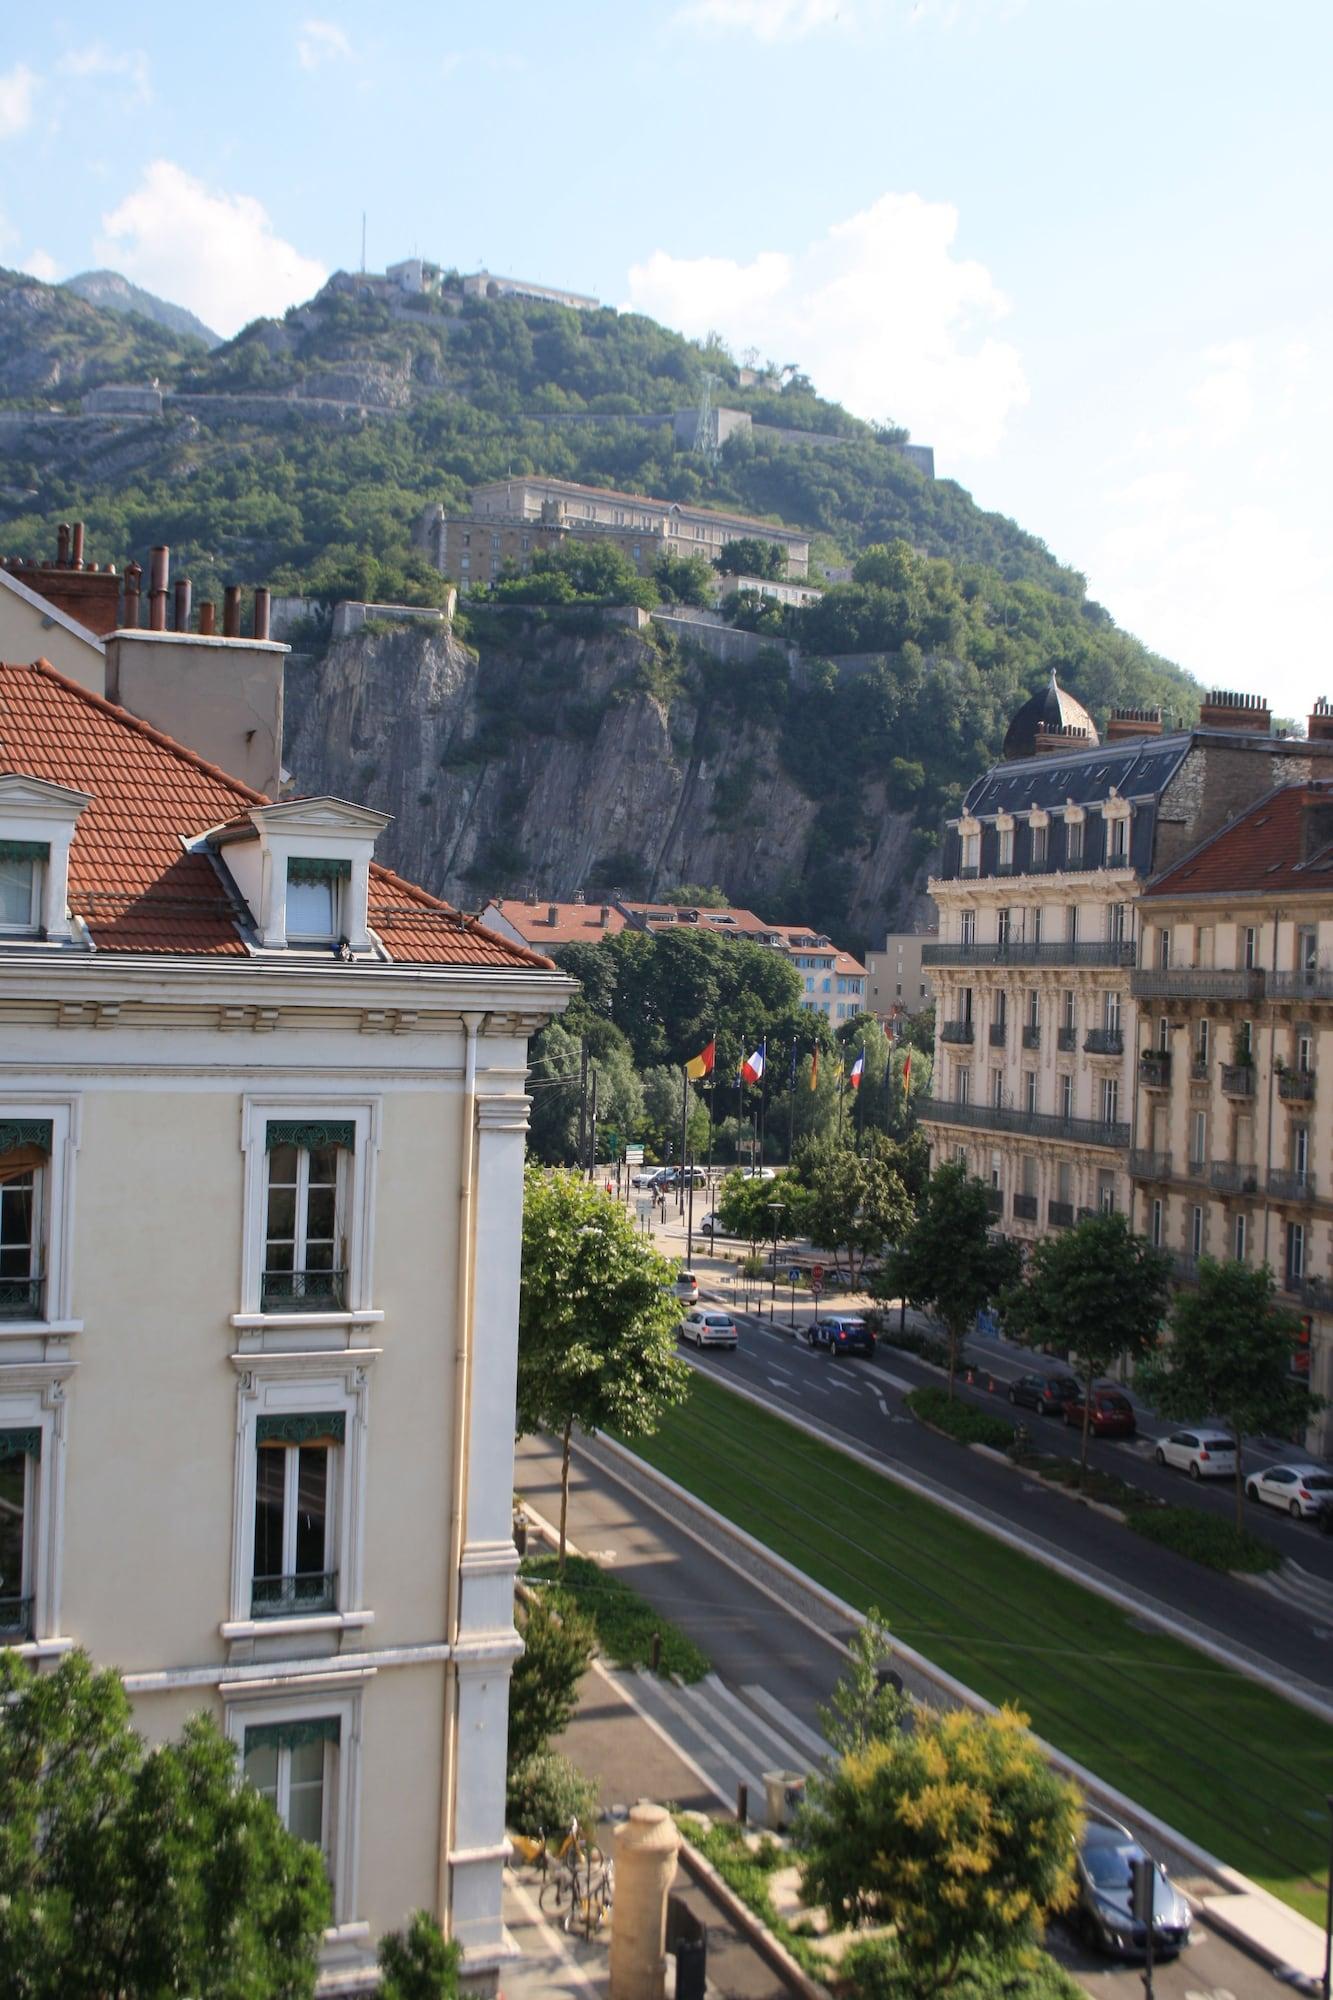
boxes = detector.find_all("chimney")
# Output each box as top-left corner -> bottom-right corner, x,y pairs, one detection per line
1198,689 -> 1271,734
599,905 -> 611,927
70,521 -> 85,572
547,904 -> 558,926
1032,723 -> 1092,757
1106,706 -> 1163,743
56,523 -> 70,566
1308,697 -> 1333,743
573,889 -> 585,904
148,546 -> 170,632
1301,785 -> 1333,860
173,576 -> 192,633
198,599 -> 216,636
222,585 -> 241,638
122,561 -> 141,629
252,587 -> 271,642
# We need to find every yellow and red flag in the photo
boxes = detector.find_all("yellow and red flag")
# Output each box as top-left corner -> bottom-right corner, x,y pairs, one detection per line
684,1039 -> 715,1081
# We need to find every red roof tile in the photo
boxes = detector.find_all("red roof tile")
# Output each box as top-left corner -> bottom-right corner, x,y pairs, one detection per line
486,898 -> 627,947
1144,783 -> 1333,898
0,659 -> 553,969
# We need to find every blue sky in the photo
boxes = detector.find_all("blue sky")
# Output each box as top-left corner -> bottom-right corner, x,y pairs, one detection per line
3,0 -> 1330,714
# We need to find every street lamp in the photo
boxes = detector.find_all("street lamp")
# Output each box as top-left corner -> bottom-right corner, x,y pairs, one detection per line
767,1200 -> 787,1324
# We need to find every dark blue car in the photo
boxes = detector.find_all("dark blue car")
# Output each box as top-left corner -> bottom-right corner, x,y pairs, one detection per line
806,1315 -> 876,1357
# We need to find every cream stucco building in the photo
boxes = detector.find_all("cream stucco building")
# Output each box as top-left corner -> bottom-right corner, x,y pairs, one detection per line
0,657 -> 569,1989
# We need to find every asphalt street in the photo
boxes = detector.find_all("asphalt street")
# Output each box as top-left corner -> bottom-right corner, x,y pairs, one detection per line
517,1429 -> 1298,2000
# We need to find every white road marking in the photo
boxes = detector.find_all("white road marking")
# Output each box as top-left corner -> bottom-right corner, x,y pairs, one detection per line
874,1392 -> 889,1416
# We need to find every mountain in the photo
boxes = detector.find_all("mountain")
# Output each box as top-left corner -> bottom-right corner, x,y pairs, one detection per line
62,269 -> 220,348
0,268 -> 205,406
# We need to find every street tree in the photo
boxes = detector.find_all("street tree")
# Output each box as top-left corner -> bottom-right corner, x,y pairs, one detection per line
798,1703 -> 1081,1994
876,1162 -> 1012,1396
1138,1257 -> 1320,1529
716,1167 -> 809,1247
507,1591 -> 596,1771
999,1211 -> 1169,1485
817,1607 -> 910,1755
798,1137 -> 913,1284
516,1168 -> 689,1565
0,1648 -> 331,2000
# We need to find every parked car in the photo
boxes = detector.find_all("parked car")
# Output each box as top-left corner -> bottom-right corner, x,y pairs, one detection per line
631,1167 -> 665,1190
1062,1387 -> 1137,1438
1317,1495 -> 1333,1536
1008,1369 -> 1079,1416
806,1315 -> 876,1357
741,1166 -> 777,1181
679,1309 -> 738,1350
1154,1429 -> 1237,1480
1246,1463 -> 1333,1518
673,1270 -> 699,1305
1073,1814 -> 1192,1959
699,1210 -> 721,1237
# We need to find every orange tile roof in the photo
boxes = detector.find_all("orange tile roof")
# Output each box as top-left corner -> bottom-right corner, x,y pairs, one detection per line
0,659 -> 553,969
488,898 -> 627,946
1144,783 -> 1333,899
620,902 -> 775,935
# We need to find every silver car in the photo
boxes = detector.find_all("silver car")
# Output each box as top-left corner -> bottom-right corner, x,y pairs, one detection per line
1074,1815 -> 1192,1959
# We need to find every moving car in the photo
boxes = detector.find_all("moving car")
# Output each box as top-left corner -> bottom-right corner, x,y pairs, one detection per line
673,1270 -> 700,1305
1154,1429 -> 1236,1480
741,1166 -> 777,1181
807,1315 -> 876,1357
1246,1463 -> 1333,1518
631,1167 -> 666,1190
1073,1814 -> 1192,1959
1008,1370 -> 1079,1416
679,1309 -> 738,1350
1062,1387 -> 1136,1438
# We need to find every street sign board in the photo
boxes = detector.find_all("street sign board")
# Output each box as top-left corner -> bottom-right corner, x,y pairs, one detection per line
625,1145 -> 645,1166
788,1265 -> 802,1284
810,1281 -> 823,1298
635,1197 -> 653,1224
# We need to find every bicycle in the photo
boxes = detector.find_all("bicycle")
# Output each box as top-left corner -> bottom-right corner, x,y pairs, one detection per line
535,1819 -> 613,1937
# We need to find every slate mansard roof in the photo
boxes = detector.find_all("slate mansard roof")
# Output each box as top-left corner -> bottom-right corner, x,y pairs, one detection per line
0,658 -> 553,969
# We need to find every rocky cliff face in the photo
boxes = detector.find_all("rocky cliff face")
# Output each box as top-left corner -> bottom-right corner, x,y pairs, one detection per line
282,618 -> 928,945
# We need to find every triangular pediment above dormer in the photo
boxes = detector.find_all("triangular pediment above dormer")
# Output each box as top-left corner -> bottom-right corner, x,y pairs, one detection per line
248,797 -> 392,837
0,773 -> 94,819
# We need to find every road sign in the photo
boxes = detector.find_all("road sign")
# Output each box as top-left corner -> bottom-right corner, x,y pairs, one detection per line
625,1144 -> 645,1166
810,1263 -> 824,1285
788,1265 -> 802,1284
809,1281 -> 823,1298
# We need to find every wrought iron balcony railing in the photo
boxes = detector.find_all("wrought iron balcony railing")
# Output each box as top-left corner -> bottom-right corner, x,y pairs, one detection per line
1190,1058 -> 1211,1082
1084,1028 -> 1124,1056
988,1022 -> 1007,1047
1210,1162 -> 1260,1195
1048,1200 -> 1075,1228
0,1594 -> 33,1641
1220,1064 -> 1256,1098
1138,1053 -> 1171,1089
1170,1252 -> 1201,1284
1298,1277 -> 1333,1313
260,1269 -> 348,1313
251,1571 -> 339,1618
920,1097 -> 1129,1149
1269,970 -> 1333,1002
1129,1150 -> 1172,1181
1268,1169 -> 1317,1203
1021,1025 -> 1041,1049
939,1020 -> 974,1045
1131,967 -> 1265,1001
1012,1192 -> 1039,1220
924,939 -> 1137,970
0,1274 -> 44,1320
1057,1026 -> 1077,1051
1278,1069 -> 1316,1102
985,1187 -> 1003,1217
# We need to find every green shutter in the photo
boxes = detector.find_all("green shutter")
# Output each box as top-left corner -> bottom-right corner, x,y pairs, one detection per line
0,1428 -> 40,1462
288,857 -> 351,884
0,1121 -> 52,1156
256,1412 -> 346,1446
0,841 -> 48,863
244,1716 -> 341,1753
265,1121 -> 355,1152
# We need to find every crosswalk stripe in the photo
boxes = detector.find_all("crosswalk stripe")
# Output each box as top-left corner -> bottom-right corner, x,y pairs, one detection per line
702,1674 -> 818,1776
742,1685 -> 832,1765
630,1668 -> 767,1806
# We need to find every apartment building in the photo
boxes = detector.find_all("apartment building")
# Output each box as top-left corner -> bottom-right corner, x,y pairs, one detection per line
865,931 -> 936,1025
767,925 -> 868,1020
424,478 -> 811,590
0,658 -> 569,1988
921,678 -> 1333,1242
1132,769 -> 1333,1440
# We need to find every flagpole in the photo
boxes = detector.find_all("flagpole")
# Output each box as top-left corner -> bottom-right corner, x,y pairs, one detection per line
788,1041 -> 796,1166
679,1064 -> 688,1215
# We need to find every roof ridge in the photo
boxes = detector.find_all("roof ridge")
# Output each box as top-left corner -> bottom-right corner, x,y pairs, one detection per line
1144,779 -> 1295,893
369,862 -> 554,968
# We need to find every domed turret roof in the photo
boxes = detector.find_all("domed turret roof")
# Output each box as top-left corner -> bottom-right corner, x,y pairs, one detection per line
1002,670 -> 1099,760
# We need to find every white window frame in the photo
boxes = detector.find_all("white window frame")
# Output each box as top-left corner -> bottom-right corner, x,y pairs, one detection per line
0,1363 -> 73,1654
252,1431 -> 338,1616
236,1099 -> 382,1331
0,1099 -> 80,1337
284,864 -> 344,944
0,853 -> 43,935
1101,1077 -> 1120,1124
225,1356 -> 375,1641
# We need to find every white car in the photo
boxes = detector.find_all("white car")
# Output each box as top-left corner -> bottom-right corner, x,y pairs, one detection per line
741,1166 -> 777,1181
673,1270 -> 700,1304
679,1309 -> 738,1349
1246,1463 -> 1333,1518
1153,1429 -> 1237,1481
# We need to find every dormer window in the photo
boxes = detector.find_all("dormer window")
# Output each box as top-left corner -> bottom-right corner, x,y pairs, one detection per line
208,798 -> 390,955
0,776 -> 91,944
0,843 -> 45,934
286,859 -> 349,943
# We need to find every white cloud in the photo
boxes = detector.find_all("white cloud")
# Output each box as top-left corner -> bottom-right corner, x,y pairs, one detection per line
94,162 -> 326,338
625,191 -> 1028,461
56,44 -> 151,105
673,0 -> 844,35
296,19 -> 352,69
0,64 -> 38,139
21,249 -> 58,282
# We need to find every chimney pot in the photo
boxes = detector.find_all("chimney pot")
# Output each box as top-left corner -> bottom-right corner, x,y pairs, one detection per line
122,561 -> 142,629
148,545 -> 170,632
1308,697 -> 1333,743
222,585 -> 241,638
548,904 -> 558,925
173,576 -> 192,633
198,600 -> 216,636
56,523 -> 70,566
252,586 -> 271,642
70,522 -> 85,571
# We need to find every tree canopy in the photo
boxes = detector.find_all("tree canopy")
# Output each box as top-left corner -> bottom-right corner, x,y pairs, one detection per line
878,1162 -> 1016,1394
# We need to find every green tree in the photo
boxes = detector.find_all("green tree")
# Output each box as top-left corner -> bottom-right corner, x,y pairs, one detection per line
658,882 -> 730,908
640,1064 -> 703,1160
877,1163 -> 1012,1396
1138,1258 -> 1321,1529
377,1912 -> 462,2000
716,1168 -> 808,1246
817,1607 -> 910,1755
507,1592 -> 596,1770
715,536 -> 785,579
652,551 -> 715,606
1000,1212 -> 1169,1485
516,1169 -> 689,1564
798,1137 -> 913,1284
0,1649 -> 331,2000
797,1704 -> 1081,1994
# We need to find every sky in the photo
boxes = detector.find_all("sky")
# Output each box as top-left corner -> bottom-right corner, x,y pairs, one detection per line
2,0 -> 1331,716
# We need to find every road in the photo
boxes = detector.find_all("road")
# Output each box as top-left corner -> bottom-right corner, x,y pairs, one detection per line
517,1429 -> 1298,2000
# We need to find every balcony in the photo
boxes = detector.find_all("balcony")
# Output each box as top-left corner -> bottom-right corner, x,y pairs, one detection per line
0,1593 -> 33,1642
940,1019 -> 974,1045
920,1097 -> 1130,1149
260,1268 -> 349,1313
1048,1199 -> 1075,1228
924,940 -> 1136,970
1130,1150 -> 1172,1181
1084,1028 -> 1124,1056
1138,1052 -> 1171,1090
988,1022 -> 1008,1048
1057,1026 -> 1077,1051
1190,1058 -> 1211,1082
1298,1277 -> 1333,1313
1278,1068 -> 1316,1102
1170,1252 -> 1201,1285
251,1571 -> 339,1618
1131,967 -> 1265,1002
1268,1168 -> 1317,1203
985,1187 -> 1004,1217
1021,1025 -> 1041,1049
1012,1192 -> 1039,1221
1210,1162 -> 1260,1195
0,1274 -> 44,1320
1220,1064 -> 1256,1098
1269,969 -> 1333,1002
1184,1157 -> 1209,1181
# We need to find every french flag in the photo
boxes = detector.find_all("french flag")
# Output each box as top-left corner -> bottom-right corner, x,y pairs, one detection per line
850,1049 -> 865,1091
741,1041 -> 766,1084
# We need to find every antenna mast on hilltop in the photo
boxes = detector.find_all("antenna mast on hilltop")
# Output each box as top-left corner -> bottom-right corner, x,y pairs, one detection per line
693,371 -> 721,470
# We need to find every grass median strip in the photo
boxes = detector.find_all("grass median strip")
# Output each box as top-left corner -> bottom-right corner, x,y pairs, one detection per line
623,1372 -> 1333,1923
522,1552 -> 710,1682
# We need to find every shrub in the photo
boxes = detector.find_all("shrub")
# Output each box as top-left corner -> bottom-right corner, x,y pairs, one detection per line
879,1323 -> 949,1368
1126,1505 -> 1280,1574
840,1936 -> 1084,1998
505,1751 -> 600,1839
508,1591 -> 595,1770
377,1911 -> 462,1999
904,1385 -> 1014,1451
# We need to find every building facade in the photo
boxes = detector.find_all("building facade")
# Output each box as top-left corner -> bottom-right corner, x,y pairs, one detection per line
0,658 -> 568,1988
1132,771 -> 1333,1443
865,931 -> 936,1026
921,681 -> 1333,1244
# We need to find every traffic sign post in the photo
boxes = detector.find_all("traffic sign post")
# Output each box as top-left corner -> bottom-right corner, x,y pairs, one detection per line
787,1265 -> 801,1328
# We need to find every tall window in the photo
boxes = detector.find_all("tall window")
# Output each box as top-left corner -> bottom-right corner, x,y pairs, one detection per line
1108,815 -> 1129,862
263,1126 -> 350,1311
252,1416 -> 341,1615
0,1435 -> 34,1639
1031,822 -> 1048,868
1150,1198 -> 1163,1248
1062,989 -> 1076,1031
1104,990 -> 1122,1032
1057,1161 -> 1073,1203
1100,1077 -> 1119,1124
997,826 -> 1014,869
991,1068 -> 1004,1109
1243,926 -> 1258,970
1190,1109 -> 1207,1167
1026,989 -> 1039,1029
1298,1029 -> 1314,1073
0,842 -> 44,934
1234,1213 -> 1247,1262
244,1721 -> 337,1861
961,832 -> 980,874
996,908 -> 1012,947
1107,902 -> 1127,944
1293,1124 -> 1310,1181
1286,1220 -> 1306,1286
1237,1020 -> 1253,1062
1191,1205 -> 1204,1258
957,1066 -> 971,1103
1097,1169 -> 1116,1214
993,990 -> 1007,1027
1066,819 -> 1084,865
960,909 -> 976,946
1067,906 -> 1080,945
1060,1072 -> 1074,1118
1023,1070 -> 1037,1113
1298,927 -> 1317,973
1157,1015 -> 1170,1053
1157,926 -> 1171,968
1197,1018 -> 1210,1068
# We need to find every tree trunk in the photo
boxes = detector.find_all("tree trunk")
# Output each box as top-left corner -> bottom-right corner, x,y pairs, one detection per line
946,1322 -> 959,1399
1233,1426 -> 1245,1534
1079,1366 -> 1094,1488
559,1416 -> 573,1576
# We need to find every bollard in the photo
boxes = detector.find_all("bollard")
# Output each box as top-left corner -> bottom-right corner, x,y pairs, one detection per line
611,1803 -> 680,2000
649,1631 -> 661,1673
736,1780 -> 748,1825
